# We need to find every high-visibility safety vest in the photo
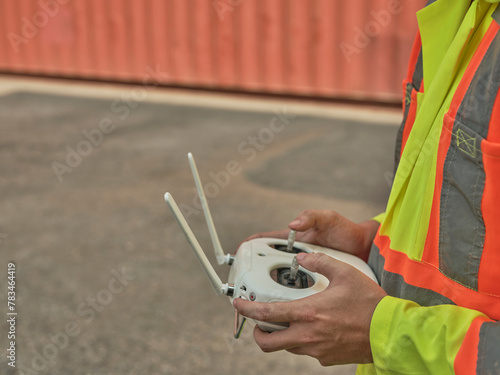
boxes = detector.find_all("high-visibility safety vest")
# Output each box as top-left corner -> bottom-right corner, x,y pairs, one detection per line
357,0 -> 500,374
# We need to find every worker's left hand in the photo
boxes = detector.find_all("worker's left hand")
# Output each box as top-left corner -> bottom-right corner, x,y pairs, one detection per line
233,252 -> 387,366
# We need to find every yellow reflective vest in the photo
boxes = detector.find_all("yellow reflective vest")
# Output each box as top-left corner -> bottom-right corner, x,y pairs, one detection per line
358,0 -> 500,373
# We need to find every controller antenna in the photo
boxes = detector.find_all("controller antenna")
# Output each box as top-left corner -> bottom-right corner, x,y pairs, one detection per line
165,193 -> 233,296
188,153 -> 232,265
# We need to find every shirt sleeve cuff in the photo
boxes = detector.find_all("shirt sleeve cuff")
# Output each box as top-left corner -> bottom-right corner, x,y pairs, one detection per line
369,295 -> 412,371
371,212 -> 386,224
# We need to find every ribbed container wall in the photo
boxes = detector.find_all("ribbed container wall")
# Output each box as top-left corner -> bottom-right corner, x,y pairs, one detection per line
0,0 -> 424,102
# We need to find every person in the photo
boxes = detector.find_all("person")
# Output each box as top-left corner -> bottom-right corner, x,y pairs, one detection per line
233,0 -> 500,373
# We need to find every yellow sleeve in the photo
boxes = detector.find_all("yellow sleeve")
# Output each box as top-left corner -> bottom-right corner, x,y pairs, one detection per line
357,296 -> 498,374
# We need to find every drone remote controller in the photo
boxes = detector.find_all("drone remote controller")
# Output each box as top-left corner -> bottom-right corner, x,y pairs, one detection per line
164,153 -> 378,338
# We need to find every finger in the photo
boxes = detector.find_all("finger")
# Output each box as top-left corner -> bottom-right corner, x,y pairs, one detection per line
253,324 -> 303,353
288,210 -> 319,231
296,252 -> 341,283
233,298 -> 303,323
286,347 -> 308,356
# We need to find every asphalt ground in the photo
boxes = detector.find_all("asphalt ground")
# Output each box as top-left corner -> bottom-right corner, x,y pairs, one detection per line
0,77 -> 400,375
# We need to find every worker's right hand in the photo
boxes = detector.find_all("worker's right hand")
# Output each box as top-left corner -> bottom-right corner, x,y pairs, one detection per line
242,210 -> 379,261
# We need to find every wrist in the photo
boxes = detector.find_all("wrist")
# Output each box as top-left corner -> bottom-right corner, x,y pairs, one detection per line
356,220 -> 380,261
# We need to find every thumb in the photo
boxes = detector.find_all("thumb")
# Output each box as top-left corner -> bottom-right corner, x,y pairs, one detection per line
288,210 -> 317,231
296,253 -> 339,282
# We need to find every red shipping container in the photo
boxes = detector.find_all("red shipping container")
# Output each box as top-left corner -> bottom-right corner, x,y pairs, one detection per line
0,0 -> 425,102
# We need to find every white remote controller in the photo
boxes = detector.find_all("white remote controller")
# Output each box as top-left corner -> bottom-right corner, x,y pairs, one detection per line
164,153 -> 378,337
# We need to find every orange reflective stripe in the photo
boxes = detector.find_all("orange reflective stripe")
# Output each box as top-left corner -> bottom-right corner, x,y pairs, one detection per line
454,316 -> 491,374
478,21 -> 500,296
421,113 -> 453,267
422,22 -> 497,267
479,129 -> 500,295
486,82 -> 500,143
421,20 -> 500,281
396,31 -> 424,164
447,21 -> 499,119
469,15 -> 500,295
374,233 -> 500,320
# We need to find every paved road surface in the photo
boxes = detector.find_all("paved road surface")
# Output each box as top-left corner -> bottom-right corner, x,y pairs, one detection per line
0,78 -> 399,375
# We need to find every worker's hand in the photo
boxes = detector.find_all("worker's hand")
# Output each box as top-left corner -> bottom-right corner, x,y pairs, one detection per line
233,252 -> 387,366
243,210 -> 379,261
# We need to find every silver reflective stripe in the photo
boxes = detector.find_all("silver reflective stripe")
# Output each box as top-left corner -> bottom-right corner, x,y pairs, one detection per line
412,51 -> 424,92
368,243 -> 455,306
477,321 -> 500,373
439,30 -> 500,290
455,33 -> 500,137
493,5 -> 500,25
394,82 -> 414,171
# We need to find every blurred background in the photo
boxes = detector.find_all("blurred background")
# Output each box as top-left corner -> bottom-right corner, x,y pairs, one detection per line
0,0 -> 424,374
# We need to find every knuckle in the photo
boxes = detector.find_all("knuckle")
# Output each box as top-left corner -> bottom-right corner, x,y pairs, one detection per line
300,333 -> 317,346
310,348 -> 330,366
254,328 -> 273,353
300,209 -> 317,224
318,358 -> 329,367
255,304 -> 273,321
300,306 -> 318,323
311,252 -> 328,269
301,209 -> 314,216
259,343 -> 273,353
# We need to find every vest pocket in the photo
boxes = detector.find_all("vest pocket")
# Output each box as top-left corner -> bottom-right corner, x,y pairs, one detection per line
439,113 -> 486,290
